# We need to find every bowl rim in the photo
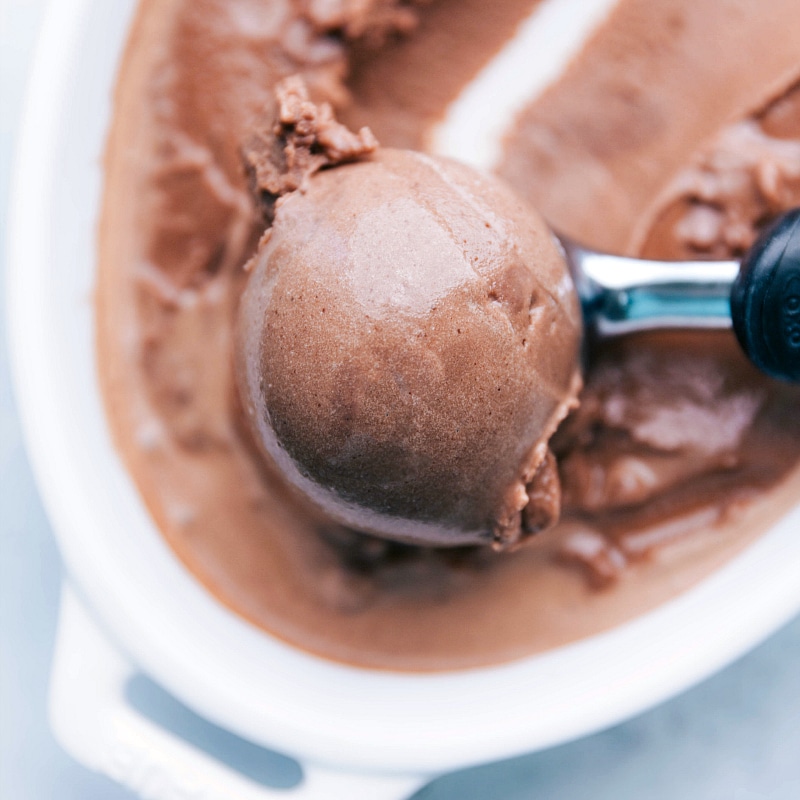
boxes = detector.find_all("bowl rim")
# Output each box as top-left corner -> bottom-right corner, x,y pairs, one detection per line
7,0 -> 800,776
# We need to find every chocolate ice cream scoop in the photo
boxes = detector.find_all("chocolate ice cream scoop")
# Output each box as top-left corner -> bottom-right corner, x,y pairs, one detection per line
236,148 -> 583,549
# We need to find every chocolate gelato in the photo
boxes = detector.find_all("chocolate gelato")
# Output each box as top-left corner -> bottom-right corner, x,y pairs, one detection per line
96,0 -> 800,669
237,140 -> 581,549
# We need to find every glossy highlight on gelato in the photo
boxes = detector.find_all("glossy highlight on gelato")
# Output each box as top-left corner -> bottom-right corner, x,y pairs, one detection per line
96,0 -> 800,669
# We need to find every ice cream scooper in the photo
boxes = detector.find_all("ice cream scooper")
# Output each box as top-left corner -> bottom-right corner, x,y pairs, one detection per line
560,207 -> 800,383
236,151 -> 797,550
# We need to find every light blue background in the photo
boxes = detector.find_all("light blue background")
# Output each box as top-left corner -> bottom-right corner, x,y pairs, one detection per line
2,2 -> 800,797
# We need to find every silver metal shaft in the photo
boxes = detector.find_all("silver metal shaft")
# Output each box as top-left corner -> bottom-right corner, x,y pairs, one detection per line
558,235 -> 740,337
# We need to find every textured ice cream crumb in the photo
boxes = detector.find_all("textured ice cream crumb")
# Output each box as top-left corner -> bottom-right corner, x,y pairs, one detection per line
243,76 -> 378,218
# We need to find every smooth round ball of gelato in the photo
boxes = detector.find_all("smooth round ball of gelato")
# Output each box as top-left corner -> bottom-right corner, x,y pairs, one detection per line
236,149 -> 582,549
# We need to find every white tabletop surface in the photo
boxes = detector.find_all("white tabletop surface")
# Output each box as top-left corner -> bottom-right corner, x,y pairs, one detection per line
3,2 -> 800,798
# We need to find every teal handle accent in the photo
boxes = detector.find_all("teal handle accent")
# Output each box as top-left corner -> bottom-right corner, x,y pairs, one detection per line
599,285 -> 732,326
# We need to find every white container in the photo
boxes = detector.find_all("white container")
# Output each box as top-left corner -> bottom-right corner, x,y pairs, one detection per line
7,1 -> 800,798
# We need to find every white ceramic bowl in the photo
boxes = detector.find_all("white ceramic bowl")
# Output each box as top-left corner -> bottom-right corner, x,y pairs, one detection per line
8,1 -> 800,798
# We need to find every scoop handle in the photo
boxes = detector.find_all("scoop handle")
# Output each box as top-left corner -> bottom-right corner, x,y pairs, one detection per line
731,208 -> 800,383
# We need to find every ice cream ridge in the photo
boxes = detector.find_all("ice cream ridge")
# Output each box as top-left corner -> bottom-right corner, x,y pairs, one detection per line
236,79 -> 583,550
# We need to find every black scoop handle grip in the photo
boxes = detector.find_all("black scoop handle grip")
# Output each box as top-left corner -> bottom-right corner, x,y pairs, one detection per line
731,208 -> 800,383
